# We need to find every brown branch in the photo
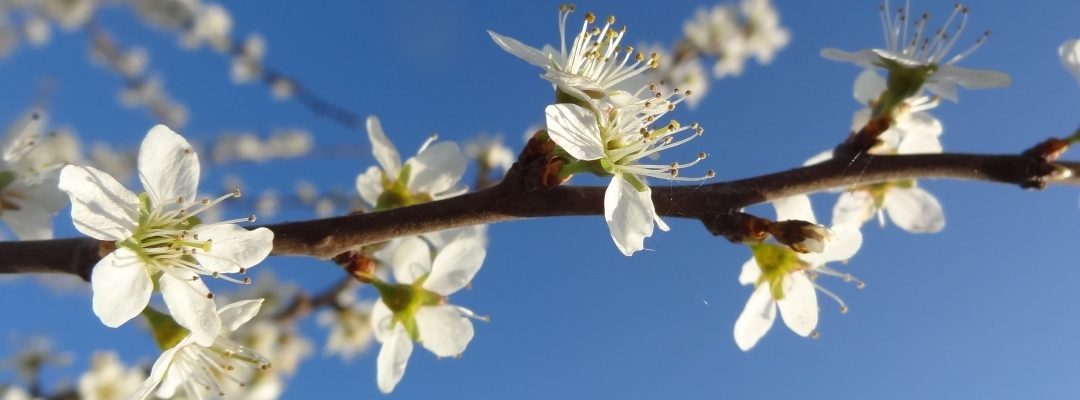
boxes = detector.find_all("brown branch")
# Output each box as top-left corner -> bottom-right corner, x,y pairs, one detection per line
2,152 -> 1076,279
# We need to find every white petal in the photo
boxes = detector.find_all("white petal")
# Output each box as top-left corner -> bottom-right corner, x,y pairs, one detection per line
376,327 -> 413,394
738,257 -> 761,286
91,248 -> 151,328
415,305 -> 474,357
820,48 -> 878,68
487,30 -> 555,69
772,194 -> 815,224
544,104 -> 605,161
853,69 -> 886,104
1,185 -> 58,240
924,81 -> 959,102
937,64 -> 1011,90
57,165 -> 139,241
817,223 -> 863,264
776,272 -> 819,337
191,224 -> 273,273
366,116 -> 401,176
391,236 -> 431,284
409,141 -> 467,195
217,299 -> 263,332
803,150 -> 834,166
604,177 -> 658,256
131,341 -> 184,400
733,285 -> 776,351
1060,39 -> 1080,84
885,187 -> 945,233
424,238 -> 485,296
832,191 -> 874,227
137,125 -> 199,209
896,126 -> 943,155
371,299 -> 396,342
356,166 -> 383,207
159,274 -> 221,346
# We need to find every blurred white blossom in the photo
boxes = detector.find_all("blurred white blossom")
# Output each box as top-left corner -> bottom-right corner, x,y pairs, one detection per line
1060,38 -> 1080,85
77,352 -> 145,400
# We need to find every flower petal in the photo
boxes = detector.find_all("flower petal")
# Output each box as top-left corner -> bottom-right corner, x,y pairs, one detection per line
371,299 -> 396,343
803,150 -> 833,166
217,299 -> 264,333
853,69 -> 886,104
604,176 -> 658,256
159,274 -> 221,346
415,305 -> 474,357
885,186 -> 944,233
391,236 -> 431,285
366,116 -> 401,176
820,48 -> 878,68
776,272 -> 819,337
131,340 -> 185,400
772,194 -> 815,224
818,223 -> 863,263
191,224 -> 273,273
137,125 -> 199,210
58,165 -> 139,241
424,238 -> 485,296
738,257 -> 761,286
355,166 -> 383,207
1060,38 -> 1080,84
410,141 -> 467,195
937,64 -> 1011,90
1,179 -> 64,240
487,30 -> 554,69
544,104 -> 605,161
91,248 -> 152,328
832,191 -> 874,227
376,326 -> 413,394
733,285 -> 776,351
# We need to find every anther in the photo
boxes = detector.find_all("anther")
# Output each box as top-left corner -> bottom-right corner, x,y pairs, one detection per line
247,214 -> 256,222
207,292 -> 215,299
839,305 -> 849,314
810,330 -> 821,339
238,267 -> 246,274
705,170 -> 716,178
697,152 -> 707,160
232,188 -> 242,198
584,12 -> 595,24
606,15 -> 615,24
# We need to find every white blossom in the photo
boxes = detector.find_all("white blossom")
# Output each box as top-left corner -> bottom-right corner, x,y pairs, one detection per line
464,134 -> 515,173
1060,38 -> 1080,85
544,97 -> 712,256
317,300 -> 375,362
77,352 -> 146,400
0,111 -> 70,240
355,116 -> 467,210
132,299 -> 272,399
371,236 -> 487,393
733,195 -> 863,351
807,70 -> 946,233
58,125 -> 274,346
232,33 -> 265,83
821,2 -> 1009,101
489,5 -> 660,102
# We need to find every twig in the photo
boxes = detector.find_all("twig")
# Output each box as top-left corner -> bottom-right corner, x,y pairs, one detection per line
0,152 -> 1075,279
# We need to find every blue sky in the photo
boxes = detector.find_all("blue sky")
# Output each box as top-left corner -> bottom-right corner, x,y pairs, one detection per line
2,1 -> 1080,398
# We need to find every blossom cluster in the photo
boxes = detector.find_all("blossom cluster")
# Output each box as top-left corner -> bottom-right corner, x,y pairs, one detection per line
491,4 -> 715,256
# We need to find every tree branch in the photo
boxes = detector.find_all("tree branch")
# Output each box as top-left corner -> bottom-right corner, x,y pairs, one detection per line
3,152 -> 1076,279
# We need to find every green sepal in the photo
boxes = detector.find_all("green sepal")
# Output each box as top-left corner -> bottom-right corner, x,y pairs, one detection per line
371,275 -> 444,342
554,88 -> 595,109
142,306 -> 188,350
749,243 -> 804,300
558,159 -> 611,180
622,174 -> 649,192
875,58 -> 937,118
0,170 -> 15,192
